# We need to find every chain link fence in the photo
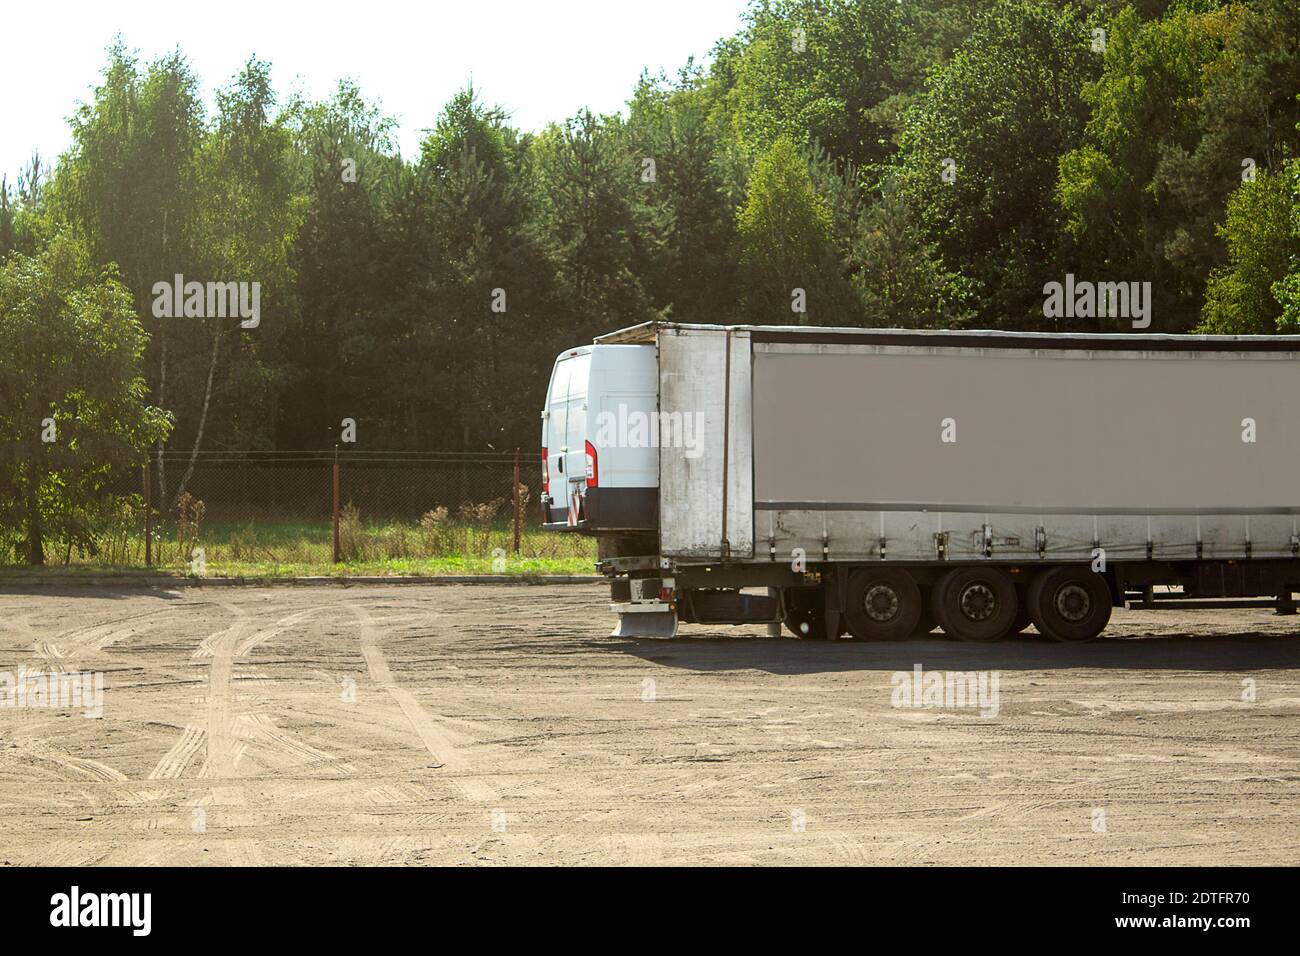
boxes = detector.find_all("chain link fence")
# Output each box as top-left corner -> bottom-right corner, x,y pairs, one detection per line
60,450 -> 593,570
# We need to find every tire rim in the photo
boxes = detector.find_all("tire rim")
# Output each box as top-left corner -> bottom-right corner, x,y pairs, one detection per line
959,582 -> 997,622
862,584 -> 900,623
1054,583 -> 1091,623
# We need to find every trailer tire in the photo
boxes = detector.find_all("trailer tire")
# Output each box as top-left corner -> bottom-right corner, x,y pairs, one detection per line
932,567 -> 1017,642
782,586 -> 829,641
844,568 -> 922,641
1028,566 -> 1112,643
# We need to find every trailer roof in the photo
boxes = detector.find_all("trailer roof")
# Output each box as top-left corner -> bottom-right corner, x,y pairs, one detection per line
594,321 -> 1300,353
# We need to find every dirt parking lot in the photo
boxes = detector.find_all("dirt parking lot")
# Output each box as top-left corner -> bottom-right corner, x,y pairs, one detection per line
0,582 -> 1297,866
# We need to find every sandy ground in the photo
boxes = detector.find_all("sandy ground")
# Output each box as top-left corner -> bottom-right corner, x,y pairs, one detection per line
0,582 -> 1297,866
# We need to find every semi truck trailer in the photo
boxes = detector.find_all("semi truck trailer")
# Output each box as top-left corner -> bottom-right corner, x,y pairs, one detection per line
540,322 -> 1300,642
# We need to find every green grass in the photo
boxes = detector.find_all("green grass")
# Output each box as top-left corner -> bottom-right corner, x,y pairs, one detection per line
0,556 -> 595,579
0,516 -> 598,578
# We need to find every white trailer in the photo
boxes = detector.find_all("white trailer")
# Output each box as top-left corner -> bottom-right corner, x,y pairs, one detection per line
541,322 -> 1300,642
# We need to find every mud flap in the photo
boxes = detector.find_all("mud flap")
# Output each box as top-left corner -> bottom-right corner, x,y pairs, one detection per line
610,608 -> 679,639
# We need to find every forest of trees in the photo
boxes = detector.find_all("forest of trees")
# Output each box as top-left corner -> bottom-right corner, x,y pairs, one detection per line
2,0 -> 1297,480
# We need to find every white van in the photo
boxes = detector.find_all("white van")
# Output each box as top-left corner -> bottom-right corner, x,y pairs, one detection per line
540,344 -> 658,531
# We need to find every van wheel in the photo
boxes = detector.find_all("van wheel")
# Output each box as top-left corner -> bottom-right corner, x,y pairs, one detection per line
845,568 -> 921,641
782,586 -> 828,641
932,567 -> 1017,642
1028,566 -> 1112,643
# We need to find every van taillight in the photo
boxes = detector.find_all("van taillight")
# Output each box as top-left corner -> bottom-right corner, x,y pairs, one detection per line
541,448 -> 549,494
584,440 -> 598,488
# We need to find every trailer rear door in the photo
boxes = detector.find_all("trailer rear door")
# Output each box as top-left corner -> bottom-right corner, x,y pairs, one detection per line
658,326 -> 754,559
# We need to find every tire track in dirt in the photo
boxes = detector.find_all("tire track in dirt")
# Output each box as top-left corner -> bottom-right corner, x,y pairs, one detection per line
31,639 -> 67,672
605,832 -> 664,865
198,601 -> 265,865
234,607 -> 321,658
146,607 -> 318,786
39,752 -> 132,785
128,601 -> 357,857
93,605 -> 246,865
30,605 -> 186,668
349,604 -> 498,803
147,725 -> 206,782
234,713 -> 357,776
228,605 -> 363,783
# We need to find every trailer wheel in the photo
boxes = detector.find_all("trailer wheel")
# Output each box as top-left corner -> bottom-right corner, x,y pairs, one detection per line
1027,566 -> 1112,643
782,586 -> 829,641
844,568 -> 921,641
931,568 -> 1017,642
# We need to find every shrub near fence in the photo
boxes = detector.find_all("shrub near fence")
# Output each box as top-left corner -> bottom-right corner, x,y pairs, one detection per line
10,450 -> 595,572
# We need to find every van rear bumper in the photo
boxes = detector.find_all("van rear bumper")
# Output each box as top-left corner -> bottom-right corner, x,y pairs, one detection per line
542,487 -> 657,532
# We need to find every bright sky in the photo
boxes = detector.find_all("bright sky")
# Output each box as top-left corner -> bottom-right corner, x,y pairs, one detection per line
2,0 -> 748,182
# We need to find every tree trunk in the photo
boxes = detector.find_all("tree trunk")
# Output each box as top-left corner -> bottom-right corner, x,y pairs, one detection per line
172,321 -> 222,508
156,208 -> 170,503
24,453 -> 44,566
156,325 -> 169,504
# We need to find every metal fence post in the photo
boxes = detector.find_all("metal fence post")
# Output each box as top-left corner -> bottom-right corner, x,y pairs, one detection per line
512,448 -> 521,554
143,462 -> 152,567
332,448 -> 341,564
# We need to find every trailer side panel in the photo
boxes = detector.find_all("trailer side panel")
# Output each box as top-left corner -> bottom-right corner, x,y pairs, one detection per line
751,342 -> 1300,563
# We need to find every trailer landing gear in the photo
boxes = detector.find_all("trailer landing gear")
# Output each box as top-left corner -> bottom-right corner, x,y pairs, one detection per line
610,604 -> 679,639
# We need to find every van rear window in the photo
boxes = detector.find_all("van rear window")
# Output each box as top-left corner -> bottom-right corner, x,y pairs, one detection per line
549,353 -> 590,403
549,360 -> 573,403
566,354 -> 590,399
